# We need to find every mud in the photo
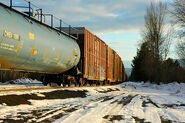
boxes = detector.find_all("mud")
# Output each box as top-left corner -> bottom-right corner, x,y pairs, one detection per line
160,117 -> 177,123
101,96 -> 114,102
118,95 -> 137,106
0,90 -> 87,106
0,119 -> 24,123
110,99 -> 119,104
142,98 -> 160,108
103,115 -> 124,121
141,96 -> 185,109
162,104 -> 185,108
89,96 -> 112,102
133,116 -> 150,123
40,106 -> 80,123
1,105 -> 82,123
102,95 -> 137,123
1,94 -> 114,122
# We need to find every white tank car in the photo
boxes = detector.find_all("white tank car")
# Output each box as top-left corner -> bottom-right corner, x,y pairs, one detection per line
0,3 -> 80,74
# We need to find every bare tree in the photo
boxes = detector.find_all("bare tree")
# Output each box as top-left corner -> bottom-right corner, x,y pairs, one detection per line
172,0 -> 185,65
143,2 -> 170,60
162,28 -> 173,60
172,0 -> 185,28
140,1 -> 171,83
177,41 -> 185,65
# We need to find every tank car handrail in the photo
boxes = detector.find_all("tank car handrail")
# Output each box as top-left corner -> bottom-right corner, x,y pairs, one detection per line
6,0 -> 80,40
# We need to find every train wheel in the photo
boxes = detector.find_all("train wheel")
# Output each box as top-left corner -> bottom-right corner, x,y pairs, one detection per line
104,81 -> 107,85
99,81 -> 102,85
84,81 -> 87,86
57,82 -> 61,86
42,81 -> 48,86
78,78 -> 82,87
63,80 -> 67,87
107,81 -> 110,85
96,81 -> 98,86
68,80 -> 71,87
74,82 -> 77,87
63,84 -> 66,87
89,82 -> 92,86
100,81 -> 104,86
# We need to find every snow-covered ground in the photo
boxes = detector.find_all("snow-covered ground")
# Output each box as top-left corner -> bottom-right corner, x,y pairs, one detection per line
0,78 -> 43,90
0,81 -> 185,123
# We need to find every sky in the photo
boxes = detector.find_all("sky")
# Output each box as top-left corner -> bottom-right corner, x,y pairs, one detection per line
1,0 -> 175,68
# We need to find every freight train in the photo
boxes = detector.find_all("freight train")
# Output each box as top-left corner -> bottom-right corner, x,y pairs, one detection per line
0,1 -> 126,86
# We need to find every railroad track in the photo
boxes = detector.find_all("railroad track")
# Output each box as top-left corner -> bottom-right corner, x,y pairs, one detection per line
0,84 -> 113,92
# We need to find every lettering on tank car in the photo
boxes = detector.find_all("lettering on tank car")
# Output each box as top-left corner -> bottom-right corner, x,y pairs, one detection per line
0,43 -> 15,51
29,33 -> 35,40
3,30 -> 20,41
0,46 -> 14,51
30,47 -> 38,56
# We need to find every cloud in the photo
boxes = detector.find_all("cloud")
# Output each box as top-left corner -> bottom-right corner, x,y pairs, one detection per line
6,0 -> 170,35
2,0 -> 172,35
8,0 -> 171,35
26,0 -> 152,34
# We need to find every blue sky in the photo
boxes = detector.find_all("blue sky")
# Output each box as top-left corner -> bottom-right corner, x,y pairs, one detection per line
1,0 -> 175,68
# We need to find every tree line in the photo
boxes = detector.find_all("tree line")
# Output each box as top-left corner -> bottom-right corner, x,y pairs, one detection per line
130,0 -> 185,83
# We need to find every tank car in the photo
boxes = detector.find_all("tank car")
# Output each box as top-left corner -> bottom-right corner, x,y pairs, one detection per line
0,2 -> 80,75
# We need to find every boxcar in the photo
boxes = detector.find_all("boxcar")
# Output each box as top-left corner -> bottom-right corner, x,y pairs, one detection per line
61,27 -> 126,84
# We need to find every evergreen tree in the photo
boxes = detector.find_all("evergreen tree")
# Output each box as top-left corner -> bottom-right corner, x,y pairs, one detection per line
130,42 -> 154,82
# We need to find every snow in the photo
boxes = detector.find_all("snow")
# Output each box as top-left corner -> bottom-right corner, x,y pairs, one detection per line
0,78 -> 44,95
0,78 -> 43,85
0,80 -> 185,122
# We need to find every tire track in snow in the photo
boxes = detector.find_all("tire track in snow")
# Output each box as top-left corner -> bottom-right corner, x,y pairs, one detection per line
101,95 -> 137,123
29,95 -> 117,122
53,95 -> 122,123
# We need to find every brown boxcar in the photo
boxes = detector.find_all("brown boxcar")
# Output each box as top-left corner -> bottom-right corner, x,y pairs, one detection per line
61,27 -> 126,84
68,27 -> 107,82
